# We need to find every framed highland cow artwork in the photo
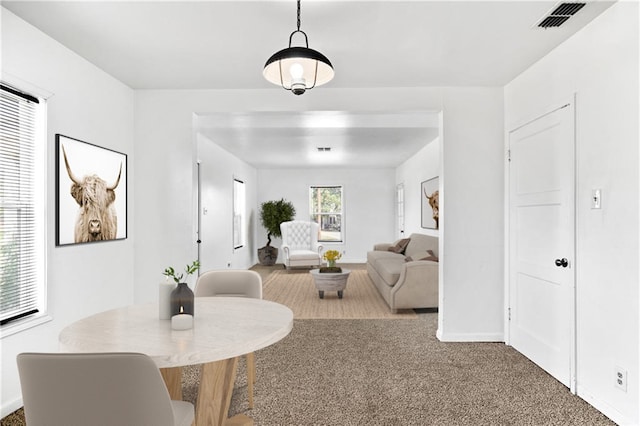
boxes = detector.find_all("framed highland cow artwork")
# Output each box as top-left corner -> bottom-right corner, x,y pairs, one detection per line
421,177 -> 439,230
55,134 -> 127,246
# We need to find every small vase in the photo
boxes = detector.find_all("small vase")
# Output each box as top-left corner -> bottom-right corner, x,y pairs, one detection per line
170,282 -> 194,317
328,260 -> 336,268
159,281 -> 175,320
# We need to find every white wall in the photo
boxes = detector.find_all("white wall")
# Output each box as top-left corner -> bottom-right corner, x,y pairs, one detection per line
133,87 -> 505,346
257,168 -> 396,263
1,9 -> 135,416
504,3 -> 639,424
197,132 -> 258,271
438,88 -> 505,342
396,137 -> 441,237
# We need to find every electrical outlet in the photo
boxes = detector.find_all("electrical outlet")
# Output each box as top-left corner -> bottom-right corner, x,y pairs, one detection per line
614,366 -> 627,392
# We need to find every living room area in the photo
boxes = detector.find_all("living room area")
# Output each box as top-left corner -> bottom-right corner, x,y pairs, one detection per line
1,1 -> 638,425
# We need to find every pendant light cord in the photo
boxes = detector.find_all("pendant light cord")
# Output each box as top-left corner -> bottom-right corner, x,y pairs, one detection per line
289,0 -> 308,48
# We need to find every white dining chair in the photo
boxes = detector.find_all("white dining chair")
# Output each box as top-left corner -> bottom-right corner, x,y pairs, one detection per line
195,269 -> 262,409
17,352 -> 194,426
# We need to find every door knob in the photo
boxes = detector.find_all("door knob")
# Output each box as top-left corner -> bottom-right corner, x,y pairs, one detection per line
555,258 -> 568,268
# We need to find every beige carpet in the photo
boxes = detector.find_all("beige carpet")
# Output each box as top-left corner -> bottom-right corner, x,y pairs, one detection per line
262,269 -> 416,319
180,316 -> 614,426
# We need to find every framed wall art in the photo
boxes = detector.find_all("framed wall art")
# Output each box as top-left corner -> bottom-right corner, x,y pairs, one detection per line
55,134 -> 127,246
421,177 -> 439,230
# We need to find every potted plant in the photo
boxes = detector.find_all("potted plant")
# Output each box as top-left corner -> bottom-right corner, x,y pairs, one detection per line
258,198 -> 296,266
163,260 -> 200,316
320,250 -> 342,273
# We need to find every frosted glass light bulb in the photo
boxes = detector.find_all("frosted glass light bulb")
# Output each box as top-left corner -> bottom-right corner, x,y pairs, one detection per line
289,63 -> 304,79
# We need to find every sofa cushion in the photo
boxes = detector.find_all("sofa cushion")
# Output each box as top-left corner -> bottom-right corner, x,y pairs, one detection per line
404,233 -> 439,258
387,238 -> 410,254
374,257 -> 405,287
405,250 -> 438,262
367,250 -> 404,269
288,249 -> 321,260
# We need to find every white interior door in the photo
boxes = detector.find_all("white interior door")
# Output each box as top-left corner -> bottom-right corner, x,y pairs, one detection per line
508,103 -> 575,390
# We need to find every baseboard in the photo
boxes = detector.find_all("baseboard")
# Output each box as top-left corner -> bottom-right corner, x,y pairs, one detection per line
2,396 -> 23,419
436,330 -> 504,342
577,385 -> 635,426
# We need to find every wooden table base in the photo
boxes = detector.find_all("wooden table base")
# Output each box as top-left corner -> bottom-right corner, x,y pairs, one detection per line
161,358 -> 254,426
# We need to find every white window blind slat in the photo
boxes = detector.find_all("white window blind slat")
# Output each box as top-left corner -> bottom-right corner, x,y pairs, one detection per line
0,84 -> 43,326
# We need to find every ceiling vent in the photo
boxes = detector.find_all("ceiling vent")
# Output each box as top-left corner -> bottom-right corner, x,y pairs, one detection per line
537,2 -> 586,28
317,147 -> 331,152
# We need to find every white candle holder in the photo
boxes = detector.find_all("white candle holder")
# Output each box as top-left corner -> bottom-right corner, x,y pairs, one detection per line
171,313 -> 193,330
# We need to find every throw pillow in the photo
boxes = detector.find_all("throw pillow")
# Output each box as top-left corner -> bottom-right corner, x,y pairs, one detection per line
387,238 -> 411,254
405,249 -> 439,262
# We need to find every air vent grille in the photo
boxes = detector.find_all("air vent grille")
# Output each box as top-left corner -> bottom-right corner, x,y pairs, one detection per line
551,2 -> 585,16
538,16 -> 571,28
537,2 -> 585,28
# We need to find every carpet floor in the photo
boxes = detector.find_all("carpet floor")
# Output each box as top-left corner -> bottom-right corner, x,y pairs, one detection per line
1,265 -> 616,425
179,315 -> 614,426
262,268 -> 416,319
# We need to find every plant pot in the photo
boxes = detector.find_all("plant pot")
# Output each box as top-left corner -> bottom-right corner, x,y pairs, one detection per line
258,245 -> 278,266
320,266 -> 342,273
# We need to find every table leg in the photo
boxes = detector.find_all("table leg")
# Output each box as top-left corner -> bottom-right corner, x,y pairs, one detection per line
196,357 -> 254,426
160,367 -> 183,400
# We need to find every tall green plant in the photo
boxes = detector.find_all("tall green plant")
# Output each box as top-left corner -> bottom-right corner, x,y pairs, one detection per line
260,199 -> 295,247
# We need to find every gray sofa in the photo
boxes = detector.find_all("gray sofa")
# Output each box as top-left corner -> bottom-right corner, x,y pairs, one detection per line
366,233 -> 439,313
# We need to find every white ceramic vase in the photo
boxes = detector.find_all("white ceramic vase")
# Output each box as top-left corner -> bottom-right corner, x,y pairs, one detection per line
159,281 -> 175,320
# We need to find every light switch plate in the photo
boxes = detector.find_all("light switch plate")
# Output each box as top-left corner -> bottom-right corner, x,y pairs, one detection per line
591,189 -> 601,209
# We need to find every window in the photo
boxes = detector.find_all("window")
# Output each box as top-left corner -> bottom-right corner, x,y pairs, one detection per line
0,84 -> 46,331
309,185 -> 343,242
233,178 -> 245,249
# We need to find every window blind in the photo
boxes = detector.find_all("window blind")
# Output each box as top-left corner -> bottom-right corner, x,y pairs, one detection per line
0,84 -> 41,326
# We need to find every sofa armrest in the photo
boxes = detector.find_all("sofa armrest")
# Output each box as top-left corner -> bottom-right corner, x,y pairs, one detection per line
313,243 -> 324,254
281,244 -> 290,259
390,261 -> 439,310
373,243 -> 393,251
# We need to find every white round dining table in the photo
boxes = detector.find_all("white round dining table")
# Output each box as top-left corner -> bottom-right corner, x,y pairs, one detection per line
59,297 -> 294,426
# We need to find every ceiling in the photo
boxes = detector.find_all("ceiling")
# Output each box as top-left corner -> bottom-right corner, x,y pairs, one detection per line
2,0 -> 615,168
195,110 -> 440,168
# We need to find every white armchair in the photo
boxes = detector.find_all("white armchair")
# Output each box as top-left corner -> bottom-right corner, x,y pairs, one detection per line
280,220 -> 323,269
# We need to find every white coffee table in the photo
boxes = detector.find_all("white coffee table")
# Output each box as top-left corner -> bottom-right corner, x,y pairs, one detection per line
309,268 -> 351,299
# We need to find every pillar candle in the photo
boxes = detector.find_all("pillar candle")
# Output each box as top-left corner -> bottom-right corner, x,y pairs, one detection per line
171,314 -> 193,330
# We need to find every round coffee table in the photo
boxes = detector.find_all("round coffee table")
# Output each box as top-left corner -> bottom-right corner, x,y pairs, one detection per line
309,268 -> 351,299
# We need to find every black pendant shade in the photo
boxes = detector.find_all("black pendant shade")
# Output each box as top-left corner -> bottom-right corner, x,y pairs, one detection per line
263,1 -> 334,95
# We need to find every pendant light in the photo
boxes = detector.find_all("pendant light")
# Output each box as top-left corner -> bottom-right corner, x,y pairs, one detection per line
263,0 -> 334,95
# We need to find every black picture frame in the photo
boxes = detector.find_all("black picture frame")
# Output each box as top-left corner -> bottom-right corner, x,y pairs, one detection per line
421,177 -> 439,230
55,134 -> 127,246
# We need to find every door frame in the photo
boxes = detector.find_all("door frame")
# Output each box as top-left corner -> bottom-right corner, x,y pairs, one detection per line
504,95 -> 577,393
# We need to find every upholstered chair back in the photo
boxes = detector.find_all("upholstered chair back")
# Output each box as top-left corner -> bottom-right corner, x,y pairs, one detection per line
195,270 -> 262,299
280,220 -> 319,251
280,220 -> 318,250
17,352 -> 194,426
